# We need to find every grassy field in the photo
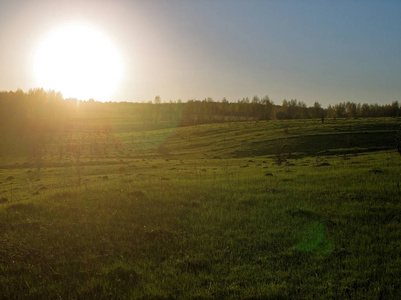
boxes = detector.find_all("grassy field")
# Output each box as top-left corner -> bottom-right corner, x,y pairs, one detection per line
1,117 -> 401,299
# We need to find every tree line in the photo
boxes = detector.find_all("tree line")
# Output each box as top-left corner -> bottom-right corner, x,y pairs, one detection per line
1,89 -> 400,133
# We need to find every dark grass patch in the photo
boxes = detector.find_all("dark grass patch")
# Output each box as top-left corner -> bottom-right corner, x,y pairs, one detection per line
237,198 -> 258,208
6,202 -> 39,213
177,256 -> 209,274
316,162 -> 331,167
105,263 -> 140,284
285,208 -> 321,220
144,229 -> 176,242
234,131 -> 397,158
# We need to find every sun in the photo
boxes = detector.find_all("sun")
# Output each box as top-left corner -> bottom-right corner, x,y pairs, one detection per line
33,22 -> 123,101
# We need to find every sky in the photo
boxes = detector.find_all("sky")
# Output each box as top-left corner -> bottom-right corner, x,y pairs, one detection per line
0,0 -> 400,106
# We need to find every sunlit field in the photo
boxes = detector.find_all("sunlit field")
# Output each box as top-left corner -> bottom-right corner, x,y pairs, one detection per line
2,0 -> 401,297
1,112 -> 401,299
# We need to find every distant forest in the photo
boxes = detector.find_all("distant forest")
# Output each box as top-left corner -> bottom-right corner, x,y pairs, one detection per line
1,89 -> 400,132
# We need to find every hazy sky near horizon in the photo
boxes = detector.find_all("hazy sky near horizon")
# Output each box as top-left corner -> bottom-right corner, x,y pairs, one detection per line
1,0 -> 400,106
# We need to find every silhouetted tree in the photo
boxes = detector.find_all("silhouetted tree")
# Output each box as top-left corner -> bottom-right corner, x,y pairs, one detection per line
312,102 -> 323,119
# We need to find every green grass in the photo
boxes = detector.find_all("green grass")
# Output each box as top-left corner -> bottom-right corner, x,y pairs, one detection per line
1,117 -> 401,299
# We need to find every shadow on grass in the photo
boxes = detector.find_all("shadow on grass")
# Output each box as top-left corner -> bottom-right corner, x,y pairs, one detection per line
233,131 -> 395,158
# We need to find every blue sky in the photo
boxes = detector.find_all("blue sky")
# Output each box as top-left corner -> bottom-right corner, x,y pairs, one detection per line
0,0 -> 400,106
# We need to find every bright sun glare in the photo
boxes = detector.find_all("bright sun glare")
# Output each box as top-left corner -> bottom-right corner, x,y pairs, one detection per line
33,22 -> 123,101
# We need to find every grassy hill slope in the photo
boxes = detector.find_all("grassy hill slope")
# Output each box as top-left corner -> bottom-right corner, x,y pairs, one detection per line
1,117 -> 401,299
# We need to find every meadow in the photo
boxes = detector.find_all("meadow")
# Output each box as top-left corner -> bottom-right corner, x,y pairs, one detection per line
1,115 -> 401,299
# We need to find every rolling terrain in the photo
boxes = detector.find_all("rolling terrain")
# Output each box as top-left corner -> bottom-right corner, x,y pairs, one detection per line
1,116 -> 401,299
